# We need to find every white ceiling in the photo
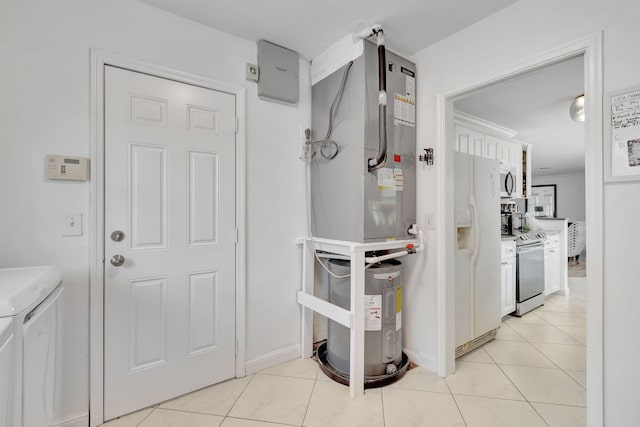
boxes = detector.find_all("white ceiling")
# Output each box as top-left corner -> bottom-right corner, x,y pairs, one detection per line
136,0 -> 519,59
454,56 -> 585,176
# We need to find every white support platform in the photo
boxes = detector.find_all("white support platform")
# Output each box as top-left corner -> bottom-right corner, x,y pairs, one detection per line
297,236 -> 419,398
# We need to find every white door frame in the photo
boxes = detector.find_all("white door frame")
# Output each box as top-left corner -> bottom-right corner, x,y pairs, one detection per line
436,33 -> 604,425
89,49 -> 247,427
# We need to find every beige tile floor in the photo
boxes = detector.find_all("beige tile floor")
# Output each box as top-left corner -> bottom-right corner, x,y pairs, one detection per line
103,278 -> 587,427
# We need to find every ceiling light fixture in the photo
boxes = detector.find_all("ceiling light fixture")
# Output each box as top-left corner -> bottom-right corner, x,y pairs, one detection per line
570,94 -> 585,122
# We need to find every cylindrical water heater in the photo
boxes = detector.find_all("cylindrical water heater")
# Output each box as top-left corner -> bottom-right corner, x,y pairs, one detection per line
326,259 -> 403,376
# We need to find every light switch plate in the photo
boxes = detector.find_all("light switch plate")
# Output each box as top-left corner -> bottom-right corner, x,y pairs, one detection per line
63,213 -> 83,236
424,213 -> 435,230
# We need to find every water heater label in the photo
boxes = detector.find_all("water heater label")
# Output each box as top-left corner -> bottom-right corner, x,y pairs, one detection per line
406,75 -> 416,98
394,168 -> 404,191
393,93 -> 415,127
396,287 -> 402,332
377,168 -> 395,191
364,295 -> 382,331
377,168 -> 404,191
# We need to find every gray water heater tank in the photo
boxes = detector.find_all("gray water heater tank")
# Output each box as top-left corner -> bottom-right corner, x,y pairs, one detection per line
326,259 -> 403,377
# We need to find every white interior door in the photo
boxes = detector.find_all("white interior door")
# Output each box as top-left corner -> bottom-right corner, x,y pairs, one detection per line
104,66 -> 237,419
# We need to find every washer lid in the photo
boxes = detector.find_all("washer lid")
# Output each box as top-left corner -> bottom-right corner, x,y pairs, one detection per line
0,318 -> 12,341
0,266 -> 62,317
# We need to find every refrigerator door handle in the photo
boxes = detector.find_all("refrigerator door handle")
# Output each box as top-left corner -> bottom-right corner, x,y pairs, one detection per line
469,196 -> 479,338
470,198 -> 480,266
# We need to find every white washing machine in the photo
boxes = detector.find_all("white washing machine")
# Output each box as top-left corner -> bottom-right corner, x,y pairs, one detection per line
0,266 -> 63,427
0,317 -> 14,427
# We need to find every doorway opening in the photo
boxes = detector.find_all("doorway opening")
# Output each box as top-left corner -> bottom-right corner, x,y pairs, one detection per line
451,53 -> 588,412
438,34 -> 603,426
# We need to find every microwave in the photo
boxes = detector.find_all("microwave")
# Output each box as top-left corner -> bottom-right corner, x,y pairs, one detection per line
500,167 -> 517,198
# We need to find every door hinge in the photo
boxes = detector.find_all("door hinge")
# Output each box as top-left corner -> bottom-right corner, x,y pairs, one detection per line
235,116 -> 239,134
235,339 -> 239,356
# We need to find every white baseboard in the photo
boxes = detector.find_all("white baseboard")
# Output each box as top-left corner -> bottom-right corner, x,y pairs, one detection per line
245,344 -> 301,375
51,412 -> 89,427
404,348 -> 438,374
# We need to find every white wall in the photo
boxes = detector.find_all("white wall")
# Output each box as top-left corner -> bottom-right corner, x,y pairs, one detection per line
0,0 -> 309,422
532,173 -> 586,221
411,0 -> 640,424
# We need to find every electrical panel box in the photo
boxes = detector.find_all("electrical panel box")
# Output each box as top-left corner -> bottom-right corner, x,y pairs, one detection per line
46,155 -> 89,181
257,40 -> 299,104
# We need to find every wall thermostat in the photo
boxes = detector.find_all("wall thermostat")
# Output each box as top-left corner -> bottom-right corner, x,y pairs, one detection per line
46,155 -> 89,181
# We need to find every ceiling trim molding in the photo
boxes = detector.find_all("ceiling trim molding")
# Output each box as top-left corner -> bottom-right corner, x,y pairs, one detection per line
453,110 -> 518,138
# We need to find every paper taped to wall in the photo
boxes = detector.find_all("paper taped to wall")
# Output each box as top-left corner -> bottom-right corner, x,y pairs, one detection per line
610,89 -> 640,176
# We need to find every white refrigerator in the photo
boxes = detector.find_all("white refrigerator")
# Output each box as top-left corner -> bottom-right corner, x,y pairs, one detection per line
454,152 -> 502,350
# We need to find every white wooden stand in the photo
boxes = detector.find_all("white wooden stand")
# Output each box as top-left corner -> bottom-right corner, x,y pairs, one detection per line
297,236 -> 418,397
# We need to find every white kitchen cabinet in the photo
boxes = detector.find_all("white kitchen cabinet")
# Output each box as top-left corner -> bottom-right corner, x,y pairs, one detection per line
497,140 -> 512,166
469,132 -> 484,157
501,241 -> 516,316
483,135 -> 499,159
544,234 -> 561,295
536,220 -> 568,295
509,144 -> 521,169
453,125 -> 467,153
454,125 -> 484,156
497,139 -> 522,169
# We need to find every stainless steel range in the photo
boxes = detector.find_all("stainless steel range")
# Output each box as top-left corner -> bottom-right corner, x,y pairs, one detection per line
514,231 -> 547,316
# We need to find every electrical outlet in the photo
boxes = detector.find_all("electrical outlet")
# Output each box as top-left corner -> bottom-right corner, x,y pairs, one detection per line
299,125 -> 313,160
300,143 -> 312,160
63,213 -> 83,236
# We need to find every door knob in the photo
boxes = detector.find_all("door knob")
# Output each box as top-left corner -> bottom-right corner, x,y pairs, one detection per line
110,255 -> 125,267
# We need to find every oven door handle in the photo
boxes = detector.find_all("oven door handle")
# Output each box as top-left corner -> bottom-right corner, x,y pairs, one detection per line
516,243 -> 544,254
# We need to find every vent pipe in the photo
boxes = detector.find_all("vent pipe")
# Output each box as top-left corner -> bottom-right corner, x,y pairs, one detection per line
359,26 -> 388,172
